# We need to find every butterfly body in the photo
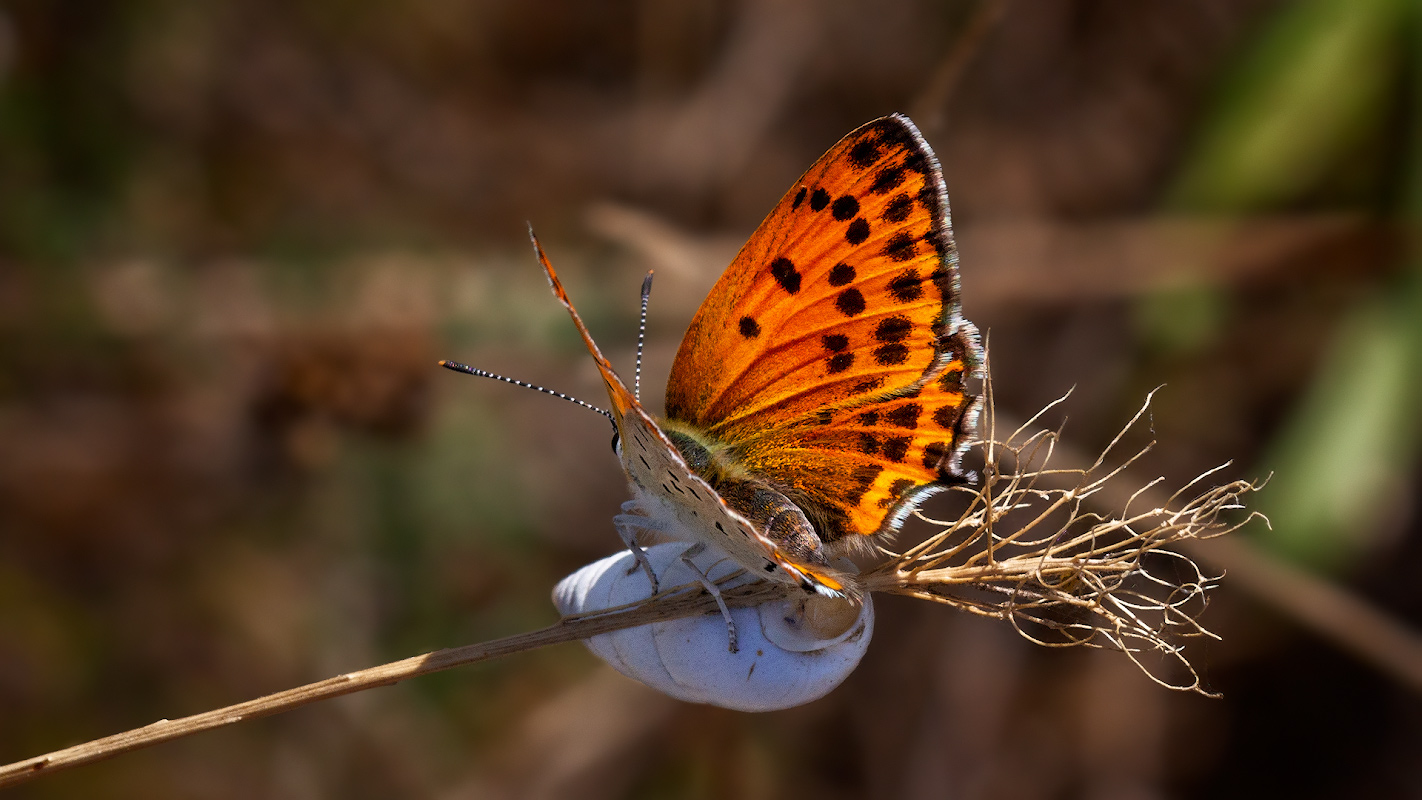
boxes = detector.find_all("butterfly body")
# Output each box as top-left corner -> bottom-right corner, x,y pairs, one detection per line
524,114 -> 980,599
595,359 -> 849,595
649,421 -> 839,586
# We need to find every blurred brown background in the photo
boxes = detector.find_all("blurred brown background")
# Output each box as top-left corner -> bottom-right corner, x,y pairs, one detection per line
2,1 -> 1420,797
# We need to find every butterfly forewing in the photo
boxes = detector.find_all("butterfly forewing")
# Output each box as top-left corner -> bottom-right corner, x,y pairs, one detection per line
666,115 -> 972,443
664,114 -> 981,546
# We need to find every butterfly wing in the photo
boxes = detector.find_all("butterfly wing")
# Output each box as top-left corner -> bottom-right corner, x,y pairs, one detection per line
531,233 -> 849,596
664,114 -> 981,543
734,328 -> 977,542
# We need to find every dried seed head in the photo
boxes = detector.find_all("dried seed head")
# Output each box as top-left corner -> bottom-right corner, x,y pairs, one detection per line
861,379 -> 1264,696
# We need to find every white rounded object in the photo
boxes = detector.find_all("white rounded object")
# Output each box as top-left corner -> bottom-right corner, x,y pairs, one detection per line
552,543 -> 874,712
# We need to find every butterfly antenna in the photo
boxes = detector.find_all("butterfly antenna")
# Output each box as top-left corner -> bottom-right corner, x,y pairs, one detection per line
635,270 -> 654,401
439,360 -> 614,423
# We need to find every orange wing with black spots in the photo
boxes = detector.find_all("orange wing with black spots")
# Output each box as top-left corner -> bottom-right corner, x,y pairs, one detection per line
737,328 -> 977,543
664,114 -> 981,544
666,114 -> 973,444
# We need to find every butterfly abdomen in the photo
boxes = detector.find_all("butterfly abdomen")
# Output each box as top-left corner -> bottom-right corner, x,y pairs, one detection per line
713,479 -> 829,573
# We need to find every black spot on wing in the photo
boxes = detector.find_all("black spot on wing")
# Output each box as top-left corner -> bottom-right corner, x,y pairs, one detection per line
884,232 -> 917,262
810,188 -> 830,211
871,166 -> 906,194
938,366 -> 964,392
876,121 -> 918,152
831,195 -> 859,221
739,316 -> 760,338
845,218 -> 870,245
835,288 -> 866,316
845,464 -> 883,506
822,333 -> 849,352
921,229 -> 947,258
770,257 -> 801,294
875,316 -> 911,342
922,441 -> 950,470
886,403 -> 922,429
917,184 -> 940,218
792,187 -> 806,210
883,194 -> 913,223
902,150 -> 930,175
878,478 -> 916,508
882,436 -> 910,462
933,405 -> 960,428
873,343 -> 909,365
889,269 -> 923,302
856,410 -> 879,426
849,139 -> 881,168
828,263 -> 856,286
827,353 -> 854,374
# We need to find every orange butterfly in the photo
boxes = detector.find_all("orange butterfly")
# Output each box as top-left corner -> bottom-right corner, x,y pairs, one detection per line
448,114 -> 980,601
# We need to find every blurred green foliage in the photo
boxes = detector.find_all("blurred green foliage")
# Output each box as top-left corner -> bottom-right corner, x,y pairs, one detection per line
1167,0 -> 1407,213
1168,0 -> 1422,569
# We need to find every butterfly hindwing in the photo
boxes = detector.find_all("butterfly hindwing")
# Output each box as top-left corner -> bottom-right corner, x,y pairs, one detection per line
736,327 -> 978,543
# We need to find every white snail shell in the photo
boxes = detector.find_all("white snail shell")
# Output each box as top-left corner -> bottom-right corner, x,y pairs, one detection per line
552,542 -> 874,712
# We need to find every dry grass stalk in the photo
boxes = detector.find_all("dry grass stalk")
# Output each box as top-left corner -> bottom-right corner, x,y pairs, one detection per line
862,377 -> 1264,696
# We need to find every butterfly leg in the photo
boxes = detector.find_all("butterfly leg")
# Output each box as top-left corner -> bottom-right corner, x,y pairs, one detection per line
678,542 -> 739,653
612,502 -> 660,592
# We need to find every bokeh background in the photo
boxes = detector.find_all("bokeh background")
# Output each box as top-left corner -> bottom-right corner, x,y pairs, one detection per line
2,1 -> 1420,797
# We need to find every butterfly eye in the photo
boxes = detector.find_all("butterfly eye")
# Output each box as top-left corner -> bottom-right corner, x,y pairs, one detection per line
610,430 -> 621,454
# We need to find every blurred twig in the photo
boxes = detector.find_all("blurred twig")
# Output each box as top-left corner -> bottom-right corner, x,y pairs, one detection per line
910,0 -> 1010,135
436,669 -> 680,800
588,204 -> 1390,309
958,214 -> 1387,306
640,0 -> 817,194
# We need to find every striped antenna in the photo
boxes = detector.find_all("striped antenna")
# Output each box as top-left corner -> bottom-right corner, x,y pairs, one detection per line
439,360 -> 613,423
635,271 -> 654,401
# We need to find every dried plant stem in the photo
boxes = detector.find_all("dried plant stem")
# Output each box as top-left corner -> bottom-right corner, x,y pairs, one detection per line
0,580 -> 784,790
909,0 -> 1010,133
